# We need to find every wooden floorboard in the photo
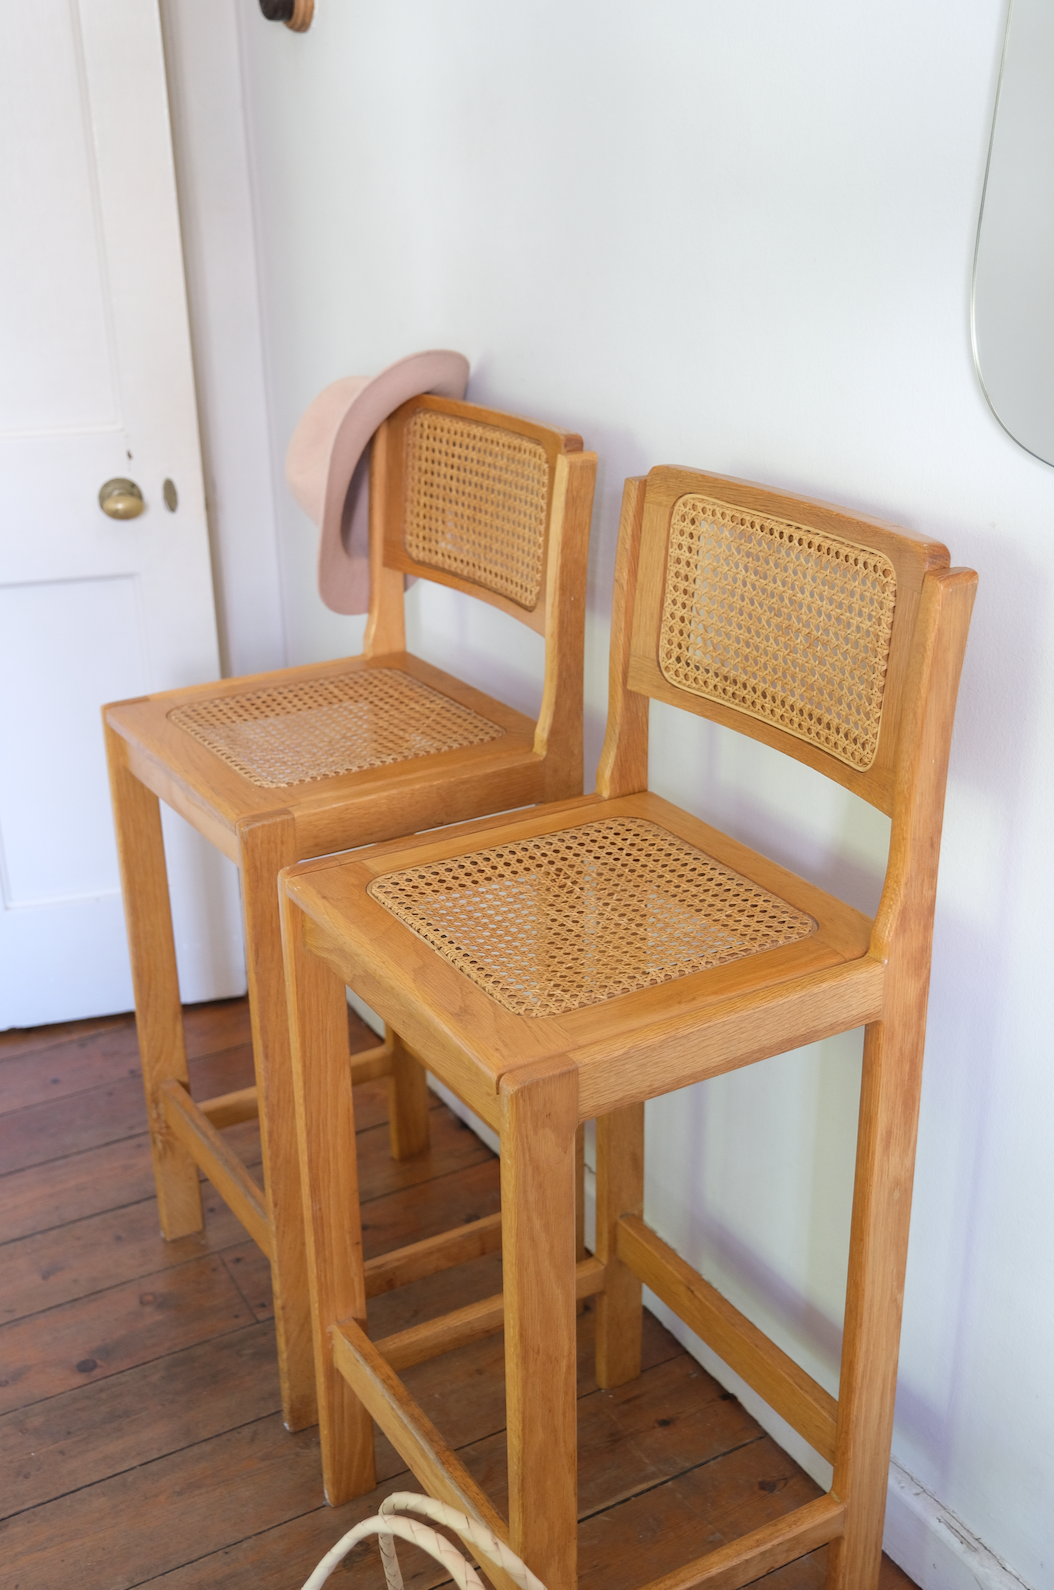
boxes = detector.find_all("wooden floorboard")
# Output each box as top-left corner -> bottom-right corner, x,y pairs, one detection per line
0,997 -> 919,1590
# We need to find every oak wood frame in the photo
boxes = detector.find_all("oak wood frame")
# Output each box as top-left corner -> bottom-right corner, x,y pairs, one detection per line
280,463 -> 975,1590
103,395 -> 596,1430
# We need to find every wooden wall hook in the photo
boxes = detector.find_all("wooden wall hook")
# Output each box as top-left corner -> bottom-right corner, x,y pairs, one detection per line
258,0 -> 314,32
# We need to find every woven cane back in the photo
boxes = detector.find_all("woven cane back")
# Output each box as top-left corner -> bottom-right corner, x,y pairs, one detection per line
169,668 -> 504,789
658,495 -> 897,772
400,409 -> 550,610
368,816 -> 815,1018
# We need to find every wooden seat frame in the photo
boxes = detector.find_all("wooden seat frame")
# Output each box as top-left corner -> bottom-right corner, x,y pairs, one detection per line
280,466 -> 975,1590
103,394 -> 596,1430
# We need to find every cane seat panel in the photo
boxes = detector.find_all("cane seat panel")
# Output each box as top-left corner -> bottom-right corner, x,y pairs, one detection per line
367,816 -> 816,1018
659,494 -> 897,771
168,667 -> 505,789
402,410 -> 549,610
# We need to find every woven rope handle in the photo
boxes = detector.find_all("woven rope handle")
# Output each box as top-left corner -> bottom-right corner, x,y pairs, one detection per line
301,1511 -> 484,1590
301,1491 -> 547,1590
379,1492 -> 548,1590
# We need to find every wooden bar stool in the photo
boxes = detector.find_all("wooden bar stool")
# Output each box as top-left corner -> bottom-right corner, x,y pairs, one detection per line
280,464 -> 975,1590
103,393 -> 596,1430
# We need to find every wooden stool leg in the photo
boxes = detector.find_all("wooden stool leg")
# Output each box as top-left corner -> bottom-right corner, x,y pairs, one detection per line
500,1060 -> 580,1590
239,813 -> 317,1431
575,1123 -> 586,1313
281,876 -> 375,1503
827,1017 -> 925,1590
388,1030 -> 430,1159
576,1123 -> 587,1261
104,720 -> 202,1239
595,1103 -> 644,1388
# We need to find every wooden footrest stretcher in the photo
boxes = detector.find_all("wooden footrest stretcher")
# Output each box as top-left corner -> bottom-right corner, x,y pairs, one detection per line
157,1035 -> 398,1257
331,1207 -> 848,1590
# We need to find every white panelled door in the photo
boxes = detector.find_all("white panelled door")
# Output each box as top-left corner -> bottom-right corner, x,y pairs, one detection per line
0,0 -> 245,1027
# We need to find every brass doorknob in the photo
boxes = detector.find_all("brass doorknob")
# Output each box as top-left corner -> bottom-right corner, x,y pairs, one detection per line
99,478 -> 145,520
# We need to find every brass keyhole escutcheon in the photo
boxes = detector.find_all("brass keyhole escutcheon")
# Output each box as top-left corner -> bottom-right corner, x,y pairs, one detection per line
99,478 -> 145,520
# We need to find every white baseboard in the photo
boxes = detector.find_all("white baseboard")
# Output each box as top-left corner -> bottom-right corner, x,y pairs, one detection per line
884,1462 -> 1033,1590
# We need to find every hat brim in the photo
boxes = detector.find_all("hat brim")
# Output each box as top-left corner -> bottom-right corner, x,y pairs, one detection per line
286,349 -> 469,614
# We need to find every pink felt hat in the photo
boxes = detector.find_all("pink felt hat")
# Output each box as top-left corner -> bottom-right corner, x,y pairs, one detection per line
285,349 -> 470,614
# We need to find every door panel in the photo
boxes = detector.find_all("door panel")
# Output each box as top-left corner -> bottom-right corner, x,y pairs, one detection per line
0,577 -> 145,902
0,0 -> 245,1027
0,0 -> 117,433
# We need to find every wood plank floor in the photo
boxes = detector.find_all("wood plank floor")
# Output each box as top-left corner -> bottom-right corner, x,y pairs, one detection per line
0,998 -> 919,1590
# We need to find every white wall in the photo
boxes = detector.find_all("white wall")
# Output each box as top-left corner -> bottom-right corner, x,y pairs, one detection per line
181,4 -> 1054,1586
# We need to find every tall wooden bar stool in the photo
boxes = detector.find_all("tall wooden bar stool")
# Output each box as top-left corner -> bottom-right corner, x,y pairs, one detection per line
280,465 -> 975,1590
104,392 -> 596,1430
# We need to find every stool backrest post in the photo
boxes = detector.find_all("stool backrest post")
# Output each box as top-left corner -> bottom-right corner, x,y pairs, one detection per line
530,447 -> 596,784
871,565 -> 977,971
596,476 -> 650,801
362,416 -> 406,657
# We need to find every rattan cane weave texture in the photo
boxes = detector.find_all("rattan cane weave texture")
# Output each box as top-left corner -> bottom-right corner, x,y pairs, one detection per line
659,495 -> 897,771
368,817 -> 815,1018
403,411 -> 549,609
169,669 -> 504,789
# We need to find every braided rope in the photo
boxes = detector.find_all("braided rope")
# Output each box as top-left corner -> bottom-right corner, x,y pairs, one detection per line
379,1492 -> 548,1590
301,1491 -> 547,1590
301,1512 -> 483,1590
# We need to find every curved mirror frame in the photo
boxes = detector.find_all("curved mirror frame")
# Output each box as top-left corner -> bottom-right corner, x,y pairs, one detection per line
973,0 -> 1054,467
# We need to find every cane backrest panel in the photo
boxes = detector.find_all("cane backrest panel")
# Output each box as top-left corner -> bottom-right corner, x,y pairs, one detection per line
381,394 -> 583,630
169,668 -> 504,790
659,494 -> 897,772
367,815 -> 816,1019
627,467 -> 952,813
402,409 -> 549,609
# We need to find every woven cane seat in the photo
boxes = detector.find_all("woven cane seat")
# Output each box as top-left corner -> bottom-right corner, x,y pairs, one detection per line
169,668 -> 504,789
403,410 -> 549,609
367,816 -> 816,1018
660,495 -> 897,771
